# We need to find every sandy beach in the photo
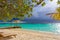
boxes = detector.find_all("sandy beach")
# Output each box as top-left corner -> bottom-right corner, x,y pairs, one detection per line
0,28 -> 60,40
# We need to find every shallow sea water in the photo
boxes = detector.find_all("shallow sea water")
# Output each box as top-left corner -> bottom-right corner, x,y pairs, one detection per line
0,23 -> 60,34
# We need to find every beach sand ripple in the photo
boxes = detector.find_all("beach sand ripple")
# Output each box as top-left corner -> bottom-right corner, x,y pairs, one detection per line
0,29 -> 60,40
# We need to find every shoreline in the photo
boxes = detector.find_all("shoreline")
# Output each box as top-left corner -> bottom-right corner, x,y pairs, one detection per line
0,27 -> 60,35
18,28 -> 60,35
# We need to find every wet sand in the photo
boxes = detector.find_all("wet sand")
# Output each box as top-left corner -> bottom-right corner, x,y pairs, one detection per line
0,28 -> 60,40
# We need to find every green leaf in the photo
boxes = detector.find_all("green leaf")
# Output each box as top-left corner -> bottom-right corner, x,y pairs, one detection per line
41,2 -> 46,6
56,7 -> 60,13
50,0 -> 53,1
0,0 -> 46,22
37,0 -> 43,5
57,0 -> 60,4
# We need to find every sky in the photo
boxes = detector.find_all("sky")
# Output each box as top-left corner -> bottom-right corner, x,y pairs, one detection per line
23,0 -> 60,23
0,0 -> 60,23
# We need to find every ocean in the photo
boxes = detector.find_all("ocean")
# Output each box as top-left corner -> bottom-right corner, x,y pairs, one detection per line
0,23 -> 60,33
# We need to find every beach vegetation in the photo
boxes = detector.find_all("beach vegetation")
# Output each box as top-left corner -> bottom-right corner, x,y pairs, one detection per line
0,0 -> 60,21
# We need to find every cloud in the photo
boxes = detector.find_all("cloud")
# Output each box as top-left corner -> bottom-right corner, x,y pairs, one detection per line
32,0 -> 58,18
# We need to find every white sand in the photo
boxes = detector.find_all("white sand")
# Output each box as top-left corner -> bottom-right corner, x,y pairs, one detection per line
0,28 -> 60,40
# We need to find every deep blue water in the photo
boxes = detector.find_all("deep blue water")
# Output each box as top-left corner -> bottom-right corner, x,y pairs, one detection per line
0,23 -> 60,33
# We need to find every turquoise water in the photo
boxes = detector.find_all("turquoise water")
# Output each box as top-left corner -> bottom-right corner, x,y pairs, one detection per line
0,23 -> 60,33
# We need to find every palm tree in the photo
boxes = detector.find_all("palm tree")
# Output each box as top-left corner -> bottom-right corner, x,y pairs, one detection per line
0,0 -> 56,27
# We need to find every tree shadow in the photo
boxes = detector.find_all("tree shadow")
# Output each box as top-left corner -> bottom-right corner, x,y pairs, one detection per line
0,36 -> 13,40
0,34 -> 17,40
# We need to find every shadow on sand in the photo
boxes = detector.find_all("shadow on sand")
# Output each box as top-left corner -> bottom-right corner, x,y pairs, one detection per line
0,32 -> 17,40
